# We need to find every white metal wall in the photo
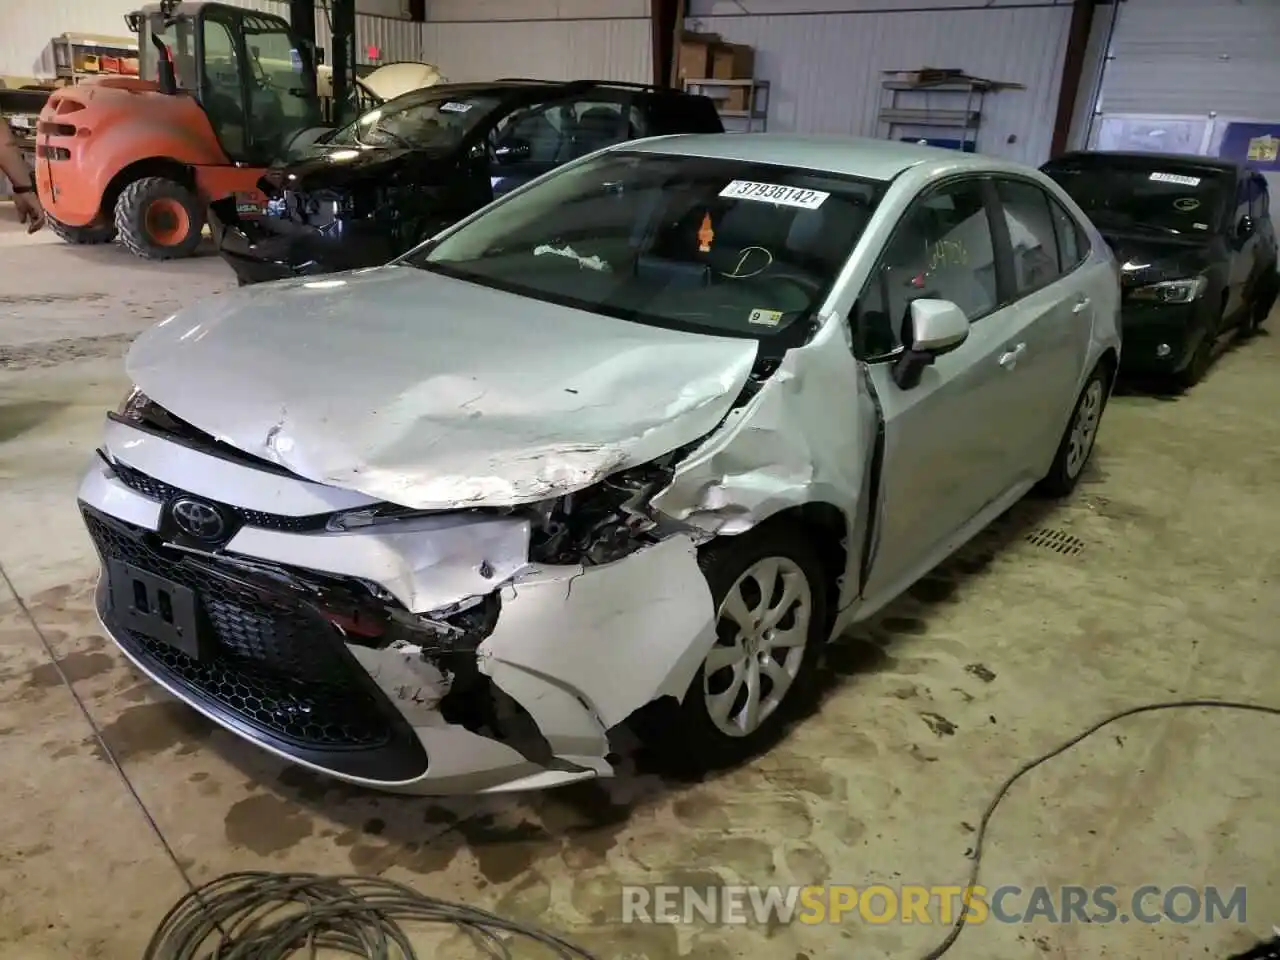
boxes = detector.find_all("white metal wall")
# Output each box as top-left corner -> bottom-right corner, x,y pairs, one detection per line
0,1 -> 425,79
1093,0 -> 1280,118
686,0 -> 1074,166
419,0 -> 653,84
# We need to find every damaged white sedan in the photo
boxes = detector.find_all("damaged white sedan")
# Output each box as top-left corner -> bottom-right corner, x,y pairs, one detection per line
79,135 -> 1121,794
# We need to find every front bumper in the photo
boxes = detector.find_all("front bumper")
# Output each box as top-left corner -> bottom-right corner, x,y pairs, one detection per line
1117,299 -> 1213,373
214,213 -> 397,286
80,418 -> 718,794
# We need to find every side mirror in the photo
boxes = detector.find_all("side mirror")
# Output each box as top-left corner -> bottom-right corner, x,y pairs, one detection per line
908,298 -> 970,354
1236,215 -> 1255,242
494,138 -> 532,164
892,299 -> 970,390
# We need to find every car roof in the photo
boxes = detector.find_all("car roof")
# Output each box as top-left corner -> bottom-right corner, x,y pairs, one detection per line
1047,150 -> 1241,173
411,79 -> 697,97
623,133 -> 1035,183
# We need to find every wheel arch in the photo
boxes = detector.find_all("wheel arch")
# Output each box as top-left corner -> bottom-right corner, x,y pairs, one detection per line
102,158 -> 197,220
705,501 -> 850,638
1096,346 -> 1119,393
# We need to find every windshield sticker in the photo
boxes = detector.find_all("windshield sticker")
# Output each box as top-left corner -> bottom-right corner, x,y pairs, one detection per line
720,180 -> 830,209
1150,172 -> 1201,186
697,212 -> 715,253
439,101 -> 473,114
1173,197 -> 1201,211
748,308 -> 784,327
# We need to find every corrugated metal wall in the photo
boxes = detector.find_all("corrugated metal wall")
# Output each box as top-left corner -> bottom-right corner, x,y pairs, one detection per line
1095,0 -> 1280,118
419,0 -> 653,84
685,0 -> 1073,166
0,1 -> 426,79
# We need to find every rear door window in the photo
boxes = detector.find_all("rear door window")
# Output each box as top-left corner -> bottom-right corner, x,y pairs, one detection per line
1048,197 -> 1089,271
993,179 -> 1062,295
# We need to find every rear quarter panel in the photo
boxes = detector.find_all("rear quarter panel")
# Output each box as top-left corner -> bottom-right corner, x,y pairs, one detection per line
1037,174 -> 1124,376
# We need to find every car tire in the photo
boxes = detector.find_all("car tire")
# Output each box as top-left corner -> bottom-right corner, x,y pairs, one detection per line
46,216 -> 116,245
1039,361 -> 1109,498
1175,328 -> 1214,389
1242,271 -> 1278,337
661,524 -> 829,773
115,177 -> 205,261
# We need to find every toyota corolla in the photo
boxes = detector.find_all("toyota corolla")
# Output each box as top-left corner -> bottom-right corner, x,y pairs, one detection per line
80,135 -> 1121,794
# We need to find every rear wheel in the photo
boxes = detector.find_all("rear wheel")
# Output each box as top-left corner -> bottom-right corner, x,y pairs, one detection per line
1039,361 -> 1109,498
115,177 -> 204,260
46,216 -> 115,245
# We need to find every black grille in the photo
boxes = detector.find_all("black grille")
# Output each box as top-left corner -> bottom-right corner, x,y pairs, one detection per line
82,505 -> 427,781
111,461 -> 330,533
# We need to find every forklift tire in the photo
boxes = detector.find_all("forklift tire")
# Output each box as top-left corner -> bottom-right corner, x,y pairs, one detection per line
115,177 -> 205,261
46,217 -> 116,245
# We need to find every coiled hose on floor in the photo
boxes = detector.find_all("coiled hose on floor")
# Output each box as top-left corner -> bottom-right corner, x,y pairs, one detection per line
142,870 -> 602,959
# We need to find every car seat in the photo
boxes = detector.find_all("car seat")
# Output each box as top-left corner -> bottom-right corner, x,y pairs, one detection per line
567,106 -> 628,159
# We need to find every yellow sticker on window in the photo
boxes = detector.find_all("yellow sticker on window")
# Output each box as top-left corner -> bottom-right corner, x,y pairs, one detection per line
748,308 -> 784,326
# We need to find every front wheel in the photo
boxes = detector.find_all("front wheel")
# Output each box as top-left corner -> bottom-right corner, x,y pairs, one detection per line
115,177 -> 205,261
1242,272 -> 1278,337
660,526 -> 828,773
1039,362 -> 1109,498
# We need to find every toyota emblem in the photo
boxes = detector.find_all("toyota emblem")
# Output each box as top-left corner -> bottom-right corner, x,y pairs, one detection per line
170,497 -> 228,542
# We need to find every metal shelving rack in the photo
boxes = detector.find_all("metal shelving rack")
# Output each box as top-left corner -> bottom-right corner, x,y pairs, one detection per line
877,78 -> 988,152
50,33 -> 140,84
683,78 -> 770,132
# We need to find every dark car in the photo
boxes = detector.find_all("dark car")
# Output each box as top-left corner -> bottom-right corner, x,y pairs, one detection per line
1041,151 -> 1278,386
211,79 -> 725,285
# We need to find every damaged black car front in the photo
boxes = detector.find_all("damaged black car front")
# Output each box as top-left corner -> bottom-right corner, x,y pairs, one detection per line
210,85 -> 507,286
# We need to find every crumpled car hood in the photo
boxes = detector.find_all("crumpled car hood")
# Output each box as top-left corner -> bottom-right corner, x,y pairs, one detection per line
126,267 -> 759,509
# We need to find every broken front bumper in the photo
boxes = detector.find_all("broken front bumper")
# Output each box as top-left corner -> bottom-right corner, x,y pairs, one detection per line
79,418 -> 717,794
213,210 -> 399,286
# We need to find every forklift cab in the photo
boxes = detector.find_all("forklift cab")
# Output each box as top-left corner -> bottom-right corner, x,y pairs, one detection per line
128,1 -> 322,165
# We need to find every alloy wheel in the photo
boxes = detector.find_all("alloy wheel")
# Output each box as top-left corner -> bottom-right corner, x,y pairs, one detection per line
1065,379 -> 1103,479
703,556 -> 813,738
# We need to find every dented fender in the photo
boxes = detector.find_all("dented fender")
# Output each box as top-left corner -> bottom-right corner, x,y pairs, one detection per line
479,534 -> 718,732
650,316 -> 875,605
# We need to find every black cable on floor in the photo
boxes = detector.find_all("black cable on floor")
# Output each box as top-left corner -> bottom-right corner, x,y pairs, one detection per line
0,563 -> 600,960
918,699 -> 1280,960
7,562 -> 1273,959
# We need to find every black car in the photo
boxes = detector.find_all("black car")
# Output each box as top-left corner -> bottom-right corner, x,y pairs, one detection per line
212,79 -> 726,285
1041,151 -> 1279,386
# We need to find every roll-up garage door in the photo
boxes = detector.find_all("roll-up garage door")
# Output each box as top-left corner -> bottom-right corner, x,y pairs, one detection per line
1097,0 -> 1280,118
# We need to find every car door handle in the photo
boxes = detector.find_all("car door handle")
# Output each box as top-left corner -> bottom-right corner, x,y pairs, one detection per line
1072,296 -> 1091,313
998,343 -> 1027,369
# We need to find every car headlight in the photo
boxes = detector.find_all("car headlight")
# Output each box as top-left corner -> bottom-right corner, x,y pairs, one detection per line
527,461 -> 679,567
1130,275 -> 1207,304
116,386 -> 155,421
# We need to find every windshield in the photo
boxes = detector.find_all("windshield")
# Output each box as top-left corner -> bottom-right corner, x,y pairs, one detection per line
1043,160 -> 1229,237
406,151 -> 882,341
327,90 -> 501,149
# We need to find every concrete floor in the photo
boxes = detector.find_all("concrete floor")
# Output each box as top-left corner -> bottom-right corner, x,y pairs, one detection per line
1,210 -> 1278,960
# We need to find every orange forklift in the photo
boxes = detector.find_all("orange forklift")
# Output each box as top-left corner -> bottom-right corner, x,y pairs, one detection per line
35,1 -> 331,260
